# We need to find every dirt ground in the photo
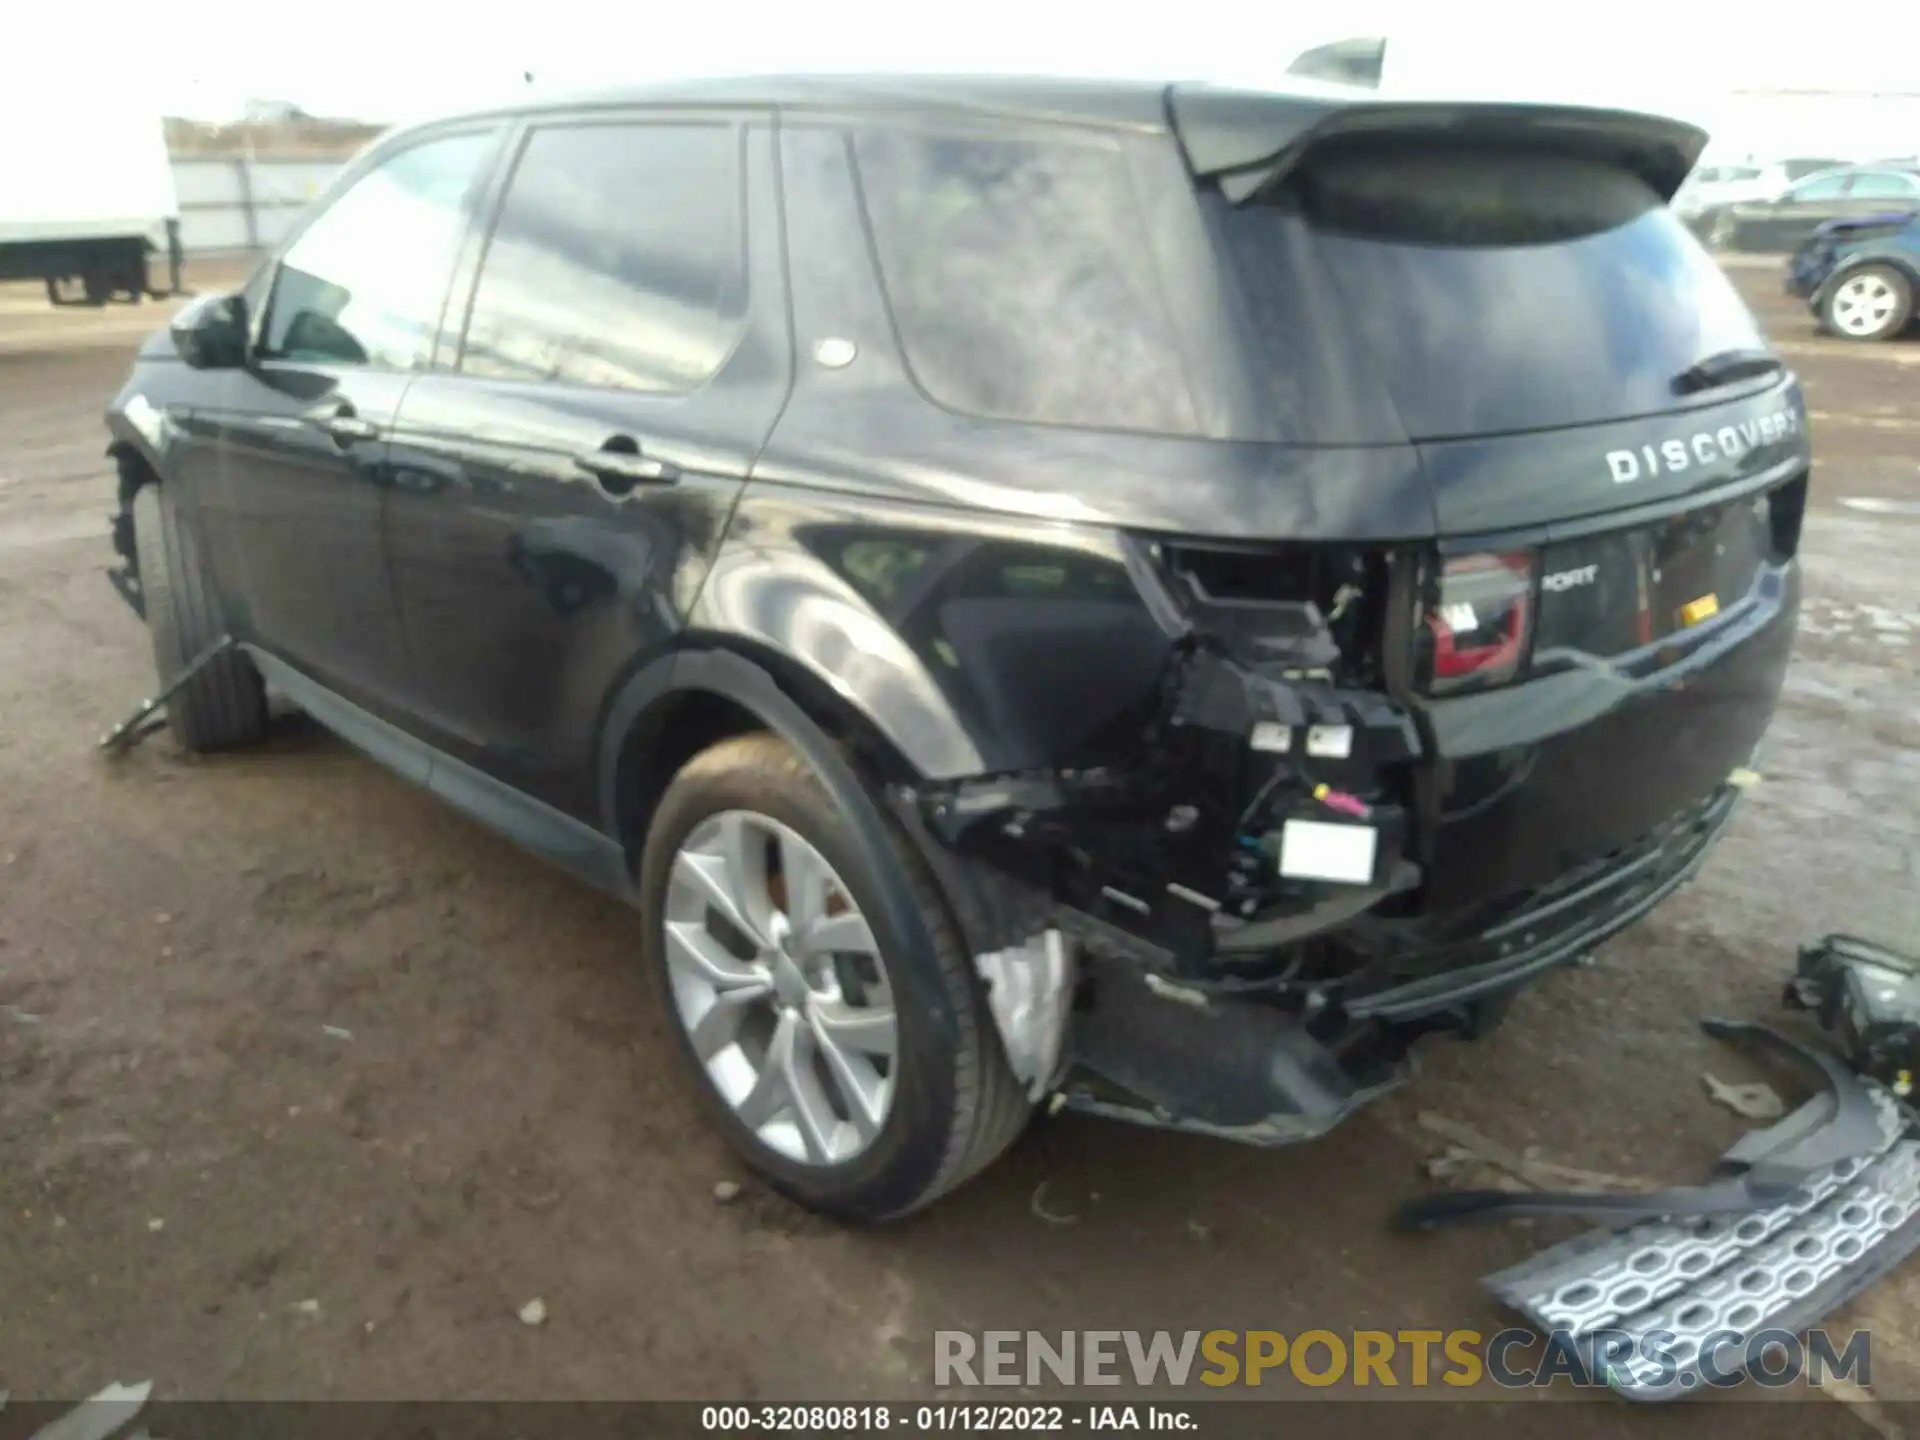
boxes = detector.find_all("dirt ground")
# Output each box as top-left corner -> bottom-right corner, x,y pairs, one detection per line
0,257 -> 1916,1431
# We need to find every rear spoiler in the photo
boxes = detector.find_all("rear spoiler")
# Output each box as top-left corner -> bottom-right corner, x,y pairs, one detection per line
1166,84 -> 1708,204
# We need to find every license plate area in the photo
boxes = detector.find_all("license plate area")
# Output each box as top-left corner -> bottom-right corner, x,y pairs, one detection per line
1534,496 -> 1772,662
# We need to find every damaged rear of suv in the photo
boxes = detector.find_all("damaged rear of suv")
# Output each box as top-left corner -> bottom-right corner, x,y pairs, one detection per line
106,77 -> 1807,1221
725,81 -> 1805,1210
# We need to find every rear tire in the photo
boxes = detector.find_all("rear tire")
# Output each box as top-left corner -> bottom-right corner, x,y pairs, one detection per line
130,484 -> 267,752
637,732 -> 1031,1222
1822,264 -> 1914,342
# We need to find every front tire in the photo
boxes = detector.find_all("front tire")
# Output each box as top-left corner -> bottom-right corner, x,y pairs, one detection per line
131,484 -> 267,752
637,732 -> 1031,1221
1823,265 -> 1914,342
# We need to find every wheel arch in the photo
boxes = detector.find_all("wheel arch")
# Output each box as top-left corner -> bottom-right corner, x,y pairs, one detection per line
599,639 -> 930,868
604,641 -> 986,1044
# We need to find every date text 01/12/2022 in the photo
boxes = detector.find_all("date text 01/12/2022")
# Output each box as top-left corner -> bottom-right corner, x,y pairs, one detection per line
699,1404 -> 1195,1431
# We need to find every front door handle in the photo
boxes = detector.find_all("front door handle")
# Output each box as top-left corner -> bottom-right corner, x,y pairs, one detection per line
573,440 -> 679,497
325,414 -> 380,445
305,405 -> 379,447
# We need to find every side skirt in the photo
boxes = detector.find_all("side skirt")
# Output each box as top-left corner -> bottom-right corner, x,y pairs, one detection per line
245,647 -> 635,903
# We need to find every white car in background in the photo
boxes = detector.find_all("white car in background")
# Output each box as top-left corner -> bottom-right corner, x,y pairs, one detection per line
1673,158 -> 1851,219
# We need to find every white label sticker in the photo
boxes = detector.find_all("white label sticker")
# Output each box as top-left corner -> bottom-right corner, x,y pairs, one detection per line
1278,820 -> 1377,885
1305,725 -> 1353,759
1250,721 -> 1292,754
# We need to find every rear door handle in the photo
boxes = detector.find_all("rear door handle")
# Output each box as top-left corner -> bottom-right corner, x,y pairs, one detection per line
573,443 -> 679,496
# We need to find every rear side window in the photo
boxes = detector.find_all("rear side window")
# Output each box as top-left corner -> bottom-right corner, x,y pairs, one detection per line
460,122 -> 745,392
1215,143 -> 1769,442
1849,172 -> 1920,198
1788,174 -> 1849,200
261,130 -> 497,370
854,128 -> 1198,435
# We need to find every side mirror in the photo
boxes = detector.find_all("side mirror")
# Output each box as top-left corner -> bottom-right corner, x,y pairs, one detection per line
170,292 -> 249,369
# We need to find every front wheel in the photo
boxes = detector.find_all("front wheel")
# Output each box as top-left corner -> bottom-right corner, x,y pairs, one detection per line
637,732 -> 1032,1221
1823,265 -> 1915,342
131,484 -> 267,752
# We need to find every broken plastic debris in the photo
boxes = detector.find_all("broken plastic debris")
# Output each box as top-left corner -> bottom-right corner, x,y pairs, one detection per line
27,1381 -> 153,1440
1030,1180 -> 1081,1226
1823,1376 -> 1903,1440
294,1298 -> 320,1315
712,1180 -> 742,1205
1416,1112 -> 1652,1194
321,1024 -> 354,1041
147,1218 -> 164,1232
1704,1071 -> 1786,1120
1728,766 -> 1762,790
1143,973 -> 1210,1009
518,1298 -> 548,1327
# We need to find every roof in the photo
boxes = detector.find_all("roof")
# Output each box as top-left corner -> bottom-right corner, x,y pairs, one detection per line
406,73 -> 1706,204
439,73 -> 1376,133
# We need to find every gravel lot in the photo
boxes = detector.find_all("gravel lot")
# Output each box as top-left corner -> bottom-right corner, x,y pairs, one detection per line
0,258 -> 1915,1431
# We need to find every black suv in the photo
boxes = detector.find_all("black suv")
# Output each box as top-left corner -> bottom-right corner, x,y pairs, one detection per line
104,77 -> 1808,1221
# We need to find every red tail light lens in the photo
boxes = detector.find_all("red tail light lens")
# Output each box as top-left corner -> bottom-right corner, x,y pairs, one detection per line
1425,552 -> 1534,693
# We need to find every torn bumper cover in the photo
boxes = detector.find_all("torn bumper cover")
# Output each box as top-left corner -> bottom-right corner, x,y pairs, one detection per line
908,625 -> 1748,1150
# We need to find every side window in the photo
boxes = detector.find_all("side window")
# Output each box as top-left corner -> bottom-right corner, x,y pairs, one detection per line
1788,175 -> 1850,201
260,130 -> 497,369
853,127 -> 1197,435
459,122 -> 745,393
1850,172 -> 1920,198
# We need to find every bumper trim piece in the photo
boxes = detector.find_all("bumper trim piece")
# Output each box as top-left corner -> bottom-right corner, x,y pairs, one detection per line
1349,786 -> 1739,1022
1466,1027 -> 1918,1400
1487,1133 -> 1920,1400
1401,1021 -> 1899,1229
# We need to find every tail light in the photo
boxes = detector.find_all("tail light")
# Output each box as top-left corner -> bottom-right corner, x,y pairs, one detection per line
1423,552 -> 1534,693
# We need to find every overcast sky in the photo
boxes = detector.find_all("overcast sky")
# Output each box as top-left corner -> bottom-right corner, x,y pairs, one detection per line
7,0 -> 1916,125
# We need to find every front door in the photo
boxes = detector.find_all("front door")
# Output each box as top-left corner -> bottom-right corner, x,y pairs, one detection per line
1738,172 -> 1852,251
382,114 -> 792,821
201,126 -> 503,720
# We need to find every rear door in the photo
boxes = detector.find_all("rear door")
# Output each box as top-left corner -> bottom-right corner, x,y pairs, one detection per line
200,126 -> 502,718
381,110 -> 790,822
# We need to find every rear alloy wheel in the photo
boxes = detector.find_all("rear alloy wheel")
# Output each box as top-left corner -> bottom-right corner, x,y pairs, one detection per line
1823,265 -> 1914,342
638,733 -> 1033,1221
664,808 -> 898,1168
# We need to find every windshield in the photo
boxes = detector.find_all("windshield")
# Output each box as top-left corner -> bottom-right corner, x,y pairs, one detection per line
1214,143 -> 1771,443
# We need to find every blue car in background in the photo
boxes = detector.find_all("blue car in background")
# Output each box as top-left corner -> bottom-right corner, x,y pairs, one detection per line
1787,209 -> 1920,342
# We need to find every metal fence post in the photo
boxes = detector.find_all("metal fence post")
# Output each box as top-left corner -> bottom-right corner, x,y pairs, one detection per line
234,157 -> 260,254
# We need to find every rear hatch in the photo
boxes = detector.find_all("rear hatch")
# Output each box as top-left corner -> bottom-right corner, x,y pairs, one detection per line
1173,91 -> 1811,907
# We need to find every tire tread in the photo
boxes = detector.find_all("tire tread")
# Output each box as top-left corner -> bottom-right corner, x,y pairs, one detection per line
661,733 -> 1032,1220
131,484 -> 266,752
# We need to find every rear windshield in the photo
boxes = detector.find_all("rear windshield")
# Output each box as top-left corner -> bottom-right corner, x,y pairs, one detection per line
1217,143 -> 1770,442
